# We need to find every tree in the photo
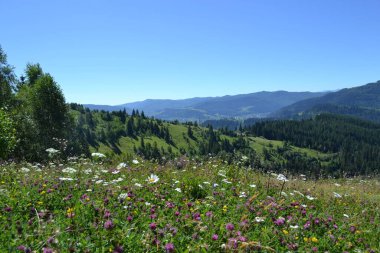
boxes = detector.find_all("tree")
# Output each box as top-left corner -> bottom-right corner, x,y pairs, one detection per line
30,73 -> 68,149
25,63 -> 43,86
0,46 -> 15,108
0,109 -> 16,159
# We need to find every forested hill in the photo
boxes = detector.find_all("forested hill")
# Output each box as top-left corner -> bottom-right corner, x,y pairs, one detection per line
246,114 -> 380,175
272,80 -> 380,121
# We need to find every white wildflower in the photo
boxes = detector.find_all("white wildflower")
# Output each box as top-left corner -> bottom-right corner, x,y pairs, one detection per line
91,152 -> 105,158
112,170 -> 120,174
46,148 -> 59,154
62,167 -> 77,174
175,188 -> 182,193
277,174 -> 288,182
343,214 -> 349,218
118,193 -> 128,200
132,159 -> 139,164
239,192 -> 247,198
84,169 -> 92,174
218,170 -> 227,177
20,167 -> 30,173
59,177 -> 74,181
134,183 -> 142,187
289,225 -> 299,229
333,192 -> 342,198
146,174 -> 159,184
306,195 -> 316,200
117,162 -> 127,169
255,217 -> 265,223
222,179 -> 232,184
249,184 -> 257,188
293,190 -> 304,197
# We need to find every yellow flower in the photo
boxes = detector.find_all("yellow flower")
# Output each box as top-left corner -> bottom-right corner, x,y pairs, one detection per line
311,237 -> 318,243
282,230 -> 289,235
37,201 -> 43,205
40,191 -> 46,195
67,207 -> 74,216
126,197 -> 131,201
304,237 -> 309,242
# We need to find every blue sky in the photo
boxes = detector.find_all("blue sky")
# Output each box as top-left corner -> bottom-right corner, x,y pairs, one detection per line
1,0 -> 380,105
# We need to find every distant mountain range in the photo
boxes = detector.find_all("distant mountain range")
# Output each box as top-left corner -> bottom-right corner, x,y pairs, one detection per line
85,91 -> 327,121
85,80 -> 380,123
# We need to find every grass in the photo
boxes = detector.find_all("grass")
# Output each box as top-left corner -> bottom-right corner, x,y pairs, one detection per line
0,157 -> 379,252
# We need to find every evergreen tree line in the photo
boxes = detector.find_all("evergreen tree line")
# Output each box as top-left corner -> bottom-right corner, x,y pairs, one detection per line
245,114 -> 380,175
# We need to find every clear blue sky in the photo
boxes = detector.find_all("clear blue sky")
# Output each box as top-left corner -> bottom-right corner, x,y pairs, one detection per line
2,0 -> 380,105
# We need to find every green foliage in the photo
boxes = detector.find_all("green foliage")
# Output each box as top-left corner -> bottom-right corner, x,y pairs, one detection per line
0,45 -> 15,108
184,177 -> 208,200
0,109 -> 16,159
31,74 -> 68,144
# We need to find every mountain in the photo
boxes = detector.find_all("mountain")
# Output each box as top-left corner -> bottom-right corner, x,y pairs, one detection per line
85,91 -> 327,122
272,80 -> 380,121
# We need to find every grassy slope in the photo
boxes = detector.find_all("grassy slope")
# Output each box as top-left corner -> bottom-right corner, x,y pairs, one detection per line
88,118 -> 333,165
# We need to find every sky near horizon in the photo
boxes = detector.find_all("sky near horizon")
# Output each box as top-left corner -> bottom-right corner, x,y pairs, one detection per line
1,1 -> 380,105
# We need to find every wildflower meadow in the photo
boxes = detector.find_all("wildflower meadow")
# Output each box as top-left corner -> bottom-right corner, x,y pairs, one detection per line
0,156 -> 379,252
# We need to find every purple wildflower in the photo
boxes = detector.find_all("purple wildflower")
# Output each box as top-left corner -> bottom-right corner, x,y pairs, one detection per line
42,248 -> 53,253
212,234 -> 219,240
104,219 -> 114,230
165,243 -> 175,253
274,217 -> 285,226
149,222 -> 157,230
304,220 -> 311,229
226,223 -> 235,231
